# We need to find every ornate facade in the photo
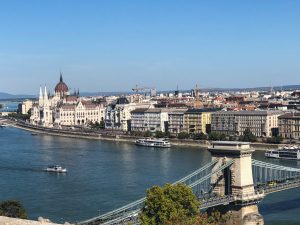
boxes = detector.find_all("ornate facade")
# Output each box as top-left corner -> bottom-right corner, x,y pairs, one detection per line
30,74 -> 105,127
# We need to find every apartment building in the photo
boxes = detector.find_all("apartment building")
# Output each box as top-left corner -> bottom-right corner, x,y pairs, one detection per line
168,109 -> 188,134
183,109 -> 216,134
211,110 -> 283,137
131,108 -> 169,132
278,113 -> 300,139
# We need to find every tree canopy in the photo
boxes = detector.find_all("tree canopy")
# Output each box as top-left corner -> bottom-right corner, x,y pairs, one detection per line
239,128 -> 257,142
0,200 -> 27,219
140,183 -> 199,225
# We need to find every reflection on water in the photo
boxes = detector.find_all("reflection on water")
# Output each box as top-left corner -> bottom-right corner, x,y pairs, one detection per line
0,127 -> 299,224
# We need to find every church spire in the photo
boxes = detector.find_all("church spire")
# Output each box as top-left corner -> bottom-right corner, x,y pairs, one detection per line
39,86 -> 43,107
44,86 -> 48,106
60,72 -> 63,82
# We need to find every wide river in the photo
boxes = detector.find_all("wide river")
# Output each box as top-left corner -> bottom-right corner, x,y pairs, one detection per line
1,127 -> 300,225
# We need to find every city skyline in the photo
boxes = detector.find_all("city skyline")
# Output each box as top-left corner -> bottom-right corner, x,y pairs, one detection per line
1,1 -> 300,94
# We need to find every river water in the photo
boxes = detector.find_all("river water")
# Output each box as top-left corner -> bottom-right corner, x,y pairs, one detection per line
0,127 -> 300,225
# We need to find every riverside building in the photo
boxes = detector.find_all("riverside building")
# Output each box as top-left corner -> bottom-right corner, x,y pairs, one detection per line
30,74 -> 106,127
105,97 -> 154,131
211,110 -> 284,137
131,108 -> 169,132
278,113 -> 300,139
183,109 -> 216,134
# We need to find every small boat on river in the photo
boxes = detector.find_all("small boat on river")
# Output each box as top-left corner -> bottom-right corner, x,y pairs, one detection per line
45,165 -> 67,173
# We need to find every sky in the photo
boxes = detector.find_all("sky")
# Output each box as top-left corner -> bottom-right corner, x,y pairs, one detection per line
0,0 -> 300,94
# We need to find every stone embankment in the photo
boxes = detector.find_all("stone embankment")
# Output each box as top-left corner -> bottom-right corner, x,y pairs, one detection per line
0,216 -> 72,225
4,119 -> 284,151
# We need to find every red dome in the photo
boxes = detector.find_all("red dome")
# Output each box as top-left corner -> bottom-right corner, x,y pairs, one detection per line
55,73 -> 69,93
55,82 -> 69,93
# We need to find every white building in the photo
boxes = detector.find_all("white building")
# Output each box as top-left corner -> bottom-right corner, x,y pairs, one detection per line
131,108 -> 169,132
105,97 -> 153,131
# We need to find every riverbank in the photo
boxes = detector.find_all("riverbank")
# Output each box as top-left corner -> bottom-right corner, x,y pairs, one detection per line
4,120 -> 284,151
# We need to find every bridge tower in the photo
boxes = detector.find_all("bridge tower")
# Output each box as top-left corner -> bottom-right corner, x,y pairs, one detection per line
208,141 -> 264,225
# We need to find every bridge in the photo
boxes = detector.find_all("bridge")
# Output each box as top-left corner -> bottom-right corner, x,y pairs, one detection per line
77,141 -> 300,225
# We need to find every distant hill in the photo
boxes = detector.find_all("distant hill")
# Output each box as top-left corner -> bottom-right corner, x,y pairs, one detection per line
0,92 -> 35,100
1,85 -> 300,99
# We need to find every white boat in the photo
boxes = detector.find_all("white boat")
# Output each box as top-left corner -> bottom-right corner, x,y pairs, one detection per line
265,145 -> 300,160
45,165 -> 67,173
135,138 -> 171,148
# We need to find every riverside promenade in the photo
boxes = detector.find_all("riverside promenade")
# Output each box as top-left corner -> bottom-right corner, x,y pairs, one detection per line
1,117 -> 283,150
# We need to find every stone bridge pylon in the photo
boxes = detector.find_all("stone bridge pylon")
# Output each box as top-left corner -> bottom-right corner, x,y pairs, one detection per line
208,141 -> 264,225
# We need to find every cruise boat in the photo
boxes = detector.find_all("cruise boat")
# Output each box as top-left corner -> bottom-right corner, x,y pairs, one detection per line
45,165 -> 67,173
265,146 -> 300,160
135,138 -> 171,148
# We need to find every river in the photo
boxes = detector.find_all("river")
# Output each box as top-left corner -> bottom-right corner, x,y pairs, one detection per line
0,127 -> 300,225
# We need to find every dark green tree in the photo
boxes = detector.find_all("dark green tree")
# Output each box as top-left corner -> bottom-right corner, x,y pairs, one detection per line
144,131 -> 152,137
177,132 -> 190,139
155,131 -> 165,138
266,136 -> 283,144
239,128 -> 257,142
208,132 -> 221,141
0,200 -> 27,219
140,183 -> 200,225
193,132 -> 207,140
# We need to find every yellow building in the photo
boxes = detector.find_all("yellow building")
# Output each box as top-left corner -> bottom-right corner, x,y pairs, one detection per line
183,109 -> 216,134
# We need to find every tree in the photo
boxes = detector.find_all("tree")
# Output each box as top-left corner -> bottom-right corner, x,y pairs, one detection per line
140,183 -> 200,225
266,136 -> 283,144
178,132 -> 190,139
208,132 -> 221,141
0,200 -> 27,219
155,131 -> 165,138
193,132 -> 207,140
239,128 -> 257,142
144,131 -> 152,137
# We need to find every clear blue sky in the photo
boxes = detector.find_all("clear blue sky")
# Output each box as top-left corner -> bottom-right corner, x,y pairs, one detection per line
1,0 -> 300,94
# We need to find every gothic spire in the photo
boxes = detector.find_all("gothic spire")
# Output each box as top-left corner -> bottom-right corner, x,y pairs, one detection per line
60,72 -> 63,82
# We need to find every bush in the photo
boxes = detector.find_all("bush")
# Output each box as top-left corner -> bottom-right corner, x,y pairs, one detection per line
0,200 -> 27,219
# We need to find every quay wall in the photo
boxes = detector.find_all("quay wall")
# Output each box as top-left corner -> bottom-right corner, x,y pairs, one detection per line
7,121 -> 282,151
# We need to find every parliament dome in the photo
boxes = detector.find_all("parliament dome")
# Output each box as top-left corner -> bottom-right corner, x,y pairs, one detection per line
55,73 -> 69,93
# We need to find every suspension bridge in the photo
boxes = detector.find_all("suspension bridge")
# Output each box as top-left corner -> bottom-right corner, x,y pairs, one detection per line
77,141 -> 300,225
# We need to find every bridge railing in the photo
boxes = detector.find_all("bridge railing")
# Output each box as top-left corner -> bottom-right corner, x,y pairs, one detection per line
77,159 -> 231,225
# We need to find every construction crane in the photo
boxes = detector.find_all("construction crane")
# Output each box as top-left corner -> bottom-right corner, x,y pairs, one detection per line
132,85 -> 156,97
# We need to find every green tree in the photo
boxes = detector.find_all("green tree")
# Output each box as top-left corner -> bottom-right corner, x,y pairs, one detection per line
266,136 -> 283,144
208,132 -> 221,141
155,131 -> 165,138
140,183 -> 200,225
144,131 -> 152,137
239,128 -> 257,142
178,132 -> 190,139
0,200 -> 27,219
193,132 -> 207,140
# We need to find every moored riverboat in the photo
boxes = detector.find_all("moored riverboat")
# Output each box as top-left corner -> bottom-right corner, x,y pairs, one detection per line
265,146 -> 300,160
135,138 -> 171,148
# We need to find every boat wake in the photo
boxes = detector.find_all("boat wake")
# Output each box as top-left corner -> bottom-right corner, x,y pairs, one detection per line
0,165 -> 45,173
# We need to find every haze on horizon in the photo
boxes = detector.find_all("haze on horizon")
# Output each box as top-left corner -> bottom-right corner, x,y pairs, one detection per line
0,0 -> 300,95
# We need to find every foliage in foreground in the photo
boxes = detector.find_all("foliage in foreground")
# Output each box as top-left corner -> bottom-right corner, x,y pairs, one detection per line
0,200 -> 27,219
139,183 -> 229,225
